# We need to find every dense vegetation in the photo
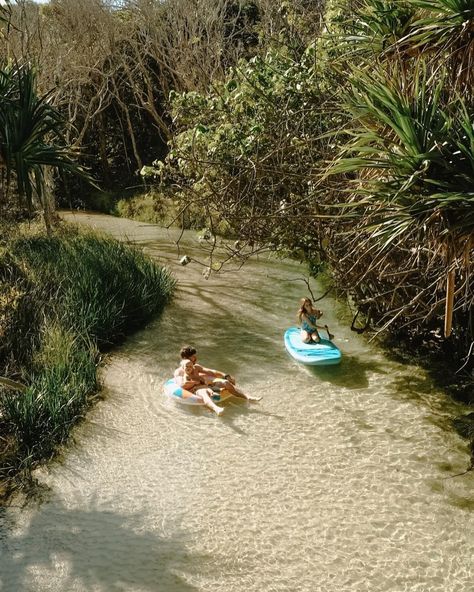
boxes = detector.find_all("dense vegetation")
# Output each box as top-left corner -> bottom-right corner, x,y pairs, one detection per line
0,0 -> 473,460
150,0 -> 474,403
0,226 -> 175,497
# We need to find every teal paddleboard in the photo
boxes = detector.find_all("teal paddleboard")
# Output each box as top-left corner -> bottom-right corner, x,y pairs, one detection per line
284,327 -> 341,366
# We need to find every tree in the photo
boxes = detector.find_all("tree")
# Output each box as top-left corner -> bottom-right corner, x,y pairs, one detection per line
0,63 -> 88,232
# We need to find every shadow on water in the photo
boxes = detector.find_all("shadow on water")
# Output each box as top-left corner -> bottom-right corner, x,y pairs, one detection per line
0,497 -> 211,592
427,477 -> 474,512
219,400 -> 285,435
148,297 -> 278,378
164,395 -> 284,437
386,373 -> 465,422
304,354 -> 388,390
177,280 -> 297,317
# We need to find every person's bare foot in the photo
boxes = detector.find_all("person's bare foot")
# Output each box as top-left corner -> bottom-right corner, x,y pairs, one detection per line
215,406 -> 225,416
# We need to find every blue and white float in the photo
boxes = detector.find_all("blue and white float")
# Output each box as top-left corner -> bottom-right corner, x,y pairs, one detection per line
284,327 -> 342,366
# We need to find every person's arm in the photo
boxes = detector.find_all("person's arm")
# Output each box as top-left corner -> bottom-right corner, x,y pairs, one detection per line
181,378 -> 202,390
183,360 -> 200,382
197,363 -> 231,380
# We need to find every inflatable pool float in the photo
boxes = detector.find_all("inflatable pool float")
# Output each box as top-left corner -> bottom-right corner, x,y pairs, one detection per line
284,327 -> 341,366
163,378 -> 233,405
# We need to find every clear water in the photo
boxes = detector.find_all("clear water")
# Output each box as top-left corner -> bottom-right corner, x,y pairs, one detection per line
0,213 -> 472,592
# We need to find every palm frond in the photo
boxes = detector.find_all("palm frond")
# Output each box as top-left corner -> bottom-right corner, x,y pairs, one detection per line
0,63 -> 92,212
399,0 -> 474,90
329,65 -> 474,250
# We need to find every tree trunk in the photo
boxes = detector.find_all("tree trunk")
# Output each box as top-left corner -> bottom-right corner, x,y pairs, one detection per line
42,166 -> 55,237
445,267 -> 455,338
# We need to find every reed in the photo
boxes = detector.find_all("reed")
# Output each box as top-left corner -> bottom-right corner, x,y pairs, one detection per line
0,227 -> 175,481
10,231 -> 175,344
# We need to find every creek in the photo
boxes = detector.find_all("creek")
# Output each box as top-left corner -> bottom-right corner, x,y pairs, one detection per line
0,212 -> 472,592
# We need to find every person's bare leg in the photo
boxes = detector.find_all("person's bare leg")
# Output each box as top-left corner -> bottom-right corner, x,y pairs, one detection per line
196,388 -> 224,415
301,329 -> 311,343
221,380 -> 262,402
311,330 -> 321,343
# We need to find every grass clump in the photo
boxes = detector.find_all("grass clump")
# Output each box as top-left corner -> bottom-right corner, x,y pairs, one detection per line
0,225 -> 175,495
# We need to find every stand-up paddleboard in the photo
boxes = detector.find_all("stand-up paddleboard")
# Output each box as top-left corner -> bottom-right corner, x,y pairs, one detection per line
284,327 -> 341,366
163,379 -> 232,405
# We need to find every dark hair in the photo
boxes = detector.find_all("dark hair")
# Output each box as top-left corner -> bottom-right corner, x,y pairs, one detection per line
180,345 -> 197,359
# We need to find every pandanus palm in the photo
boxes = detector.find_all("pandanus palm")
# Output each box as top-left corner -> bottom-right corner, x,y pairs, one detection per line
341,0 -> 474,92
329,66 -> 474,336
0,63 -> 87,231
341,0 -> 416,58
399,0 -> 474,91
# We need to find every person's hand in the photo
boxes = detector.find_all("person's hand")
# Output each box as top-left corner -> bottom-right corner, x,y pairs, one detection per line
224,374 -> 236,385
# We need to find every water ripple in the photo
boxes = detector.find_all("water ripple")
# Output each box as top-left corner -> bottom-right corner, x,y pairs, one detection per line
0,212 -> 472,592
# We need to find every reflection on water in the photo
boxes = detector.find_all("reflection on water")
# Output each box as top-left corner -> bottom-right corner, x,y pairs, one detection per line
0,212 -> 472,592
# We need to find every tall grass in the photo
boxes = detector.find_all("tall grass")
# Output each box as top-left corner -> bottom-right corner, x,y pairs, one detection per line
0,226 -> 175,485
12,232 -> 175,344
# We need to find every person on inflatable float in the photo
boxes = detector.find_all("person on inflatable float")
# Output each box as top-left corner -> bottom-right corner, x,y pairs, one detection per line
173,346 -> 261,415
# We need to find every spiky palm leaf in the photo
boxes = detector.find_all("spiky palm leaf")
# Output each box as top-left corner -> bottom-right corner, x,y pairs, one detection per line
329,66 -> 474,335
400,0 -> 474,90
0,64 -> 89,214
332,67 -> 474,242
342,0 -> 416,57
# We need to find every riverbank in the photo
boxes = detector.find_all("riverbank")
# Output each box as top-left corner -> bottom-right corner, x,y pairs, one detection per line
0,222 -> 175,500
67,188 -> 223,233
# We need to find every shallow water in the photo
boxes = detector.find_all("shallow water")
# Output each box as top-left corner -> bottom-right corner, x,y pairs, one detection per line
0,212 -> 472,592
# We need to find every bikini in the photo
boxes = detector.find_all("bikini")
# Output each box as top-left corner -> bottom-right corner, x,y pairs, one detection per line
301,313 -> 318,333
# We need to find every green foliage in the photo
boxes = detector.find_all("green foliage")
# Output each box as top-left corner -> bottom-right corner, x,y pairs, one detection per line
338,1 -> 416,57
151,47 -> 337,255
331,67 -> 474,248
405,0 -> 474,43
319,0 -> 474,354
10,231 -> 176,345
325,0 -> 474,265
0,63 -> 89,216
0,227 -> 175,468
142,0 -> 473,373
335,0 -> 474,91
2,333 -> 97,457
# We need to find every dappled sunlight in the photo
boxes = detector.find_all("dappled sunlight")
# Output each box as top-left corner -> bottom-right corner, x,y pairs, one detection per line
2,212 -> 472,592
